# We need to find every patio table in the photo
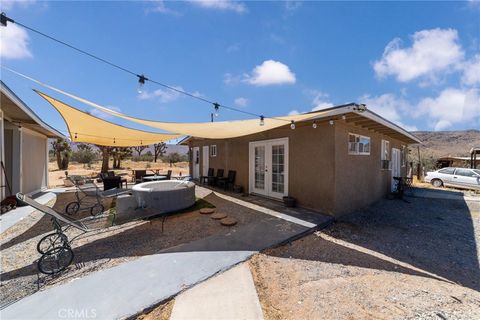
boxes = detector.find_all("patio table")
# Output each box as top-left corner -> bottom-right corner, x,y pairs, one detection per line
142,175 -> 168,182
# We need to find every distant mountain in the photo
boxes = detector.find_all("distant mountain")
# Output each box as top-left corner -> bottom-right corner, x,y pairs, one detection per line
411,130 -> 480,158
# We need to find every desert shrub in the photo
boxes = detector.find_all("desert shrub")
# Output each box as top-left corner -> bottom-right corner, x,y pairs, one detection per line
72,148 -> 97,164
162,152 -> 188,164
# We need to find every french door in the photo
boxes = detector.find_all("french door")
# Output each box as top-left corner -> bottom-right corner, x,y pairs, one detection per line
249,138 -> 288,199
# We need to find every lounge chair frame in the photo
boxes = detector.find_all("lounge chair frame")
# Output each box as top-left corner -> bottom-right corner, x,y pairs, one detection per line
65,177 -> 130,216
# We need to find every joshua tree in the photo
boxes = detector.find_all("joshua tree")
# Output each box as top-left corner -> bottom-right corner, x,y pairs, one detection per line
111,147 -> 132,169
97,145 -> 112,172
51,138 -> 71,170
133,145 -> 148,157
153,142 -> 167,162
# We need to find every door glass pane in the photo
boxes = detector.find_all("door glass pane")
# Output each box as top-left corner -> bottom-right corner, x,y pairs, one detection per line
254,146 -> 265,189
271,144 -> 285,193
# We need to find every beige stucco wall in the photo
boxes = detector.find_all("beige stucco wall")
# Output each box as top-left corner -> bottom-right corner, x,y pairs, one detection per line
188,119 -> 410,217
333,121 -> 407,215
21,129 -> 48,194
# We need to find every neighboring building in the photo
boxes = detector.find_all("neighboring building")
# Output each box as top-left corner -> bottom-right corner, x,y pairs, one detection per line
436,155 -> 480,169
182,103 -> 421,217
1,81 -> 63,201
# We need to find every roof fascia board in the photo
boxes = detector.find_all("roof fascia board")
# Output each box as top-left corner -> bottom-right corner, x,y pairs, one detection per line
0,81 -> 65,138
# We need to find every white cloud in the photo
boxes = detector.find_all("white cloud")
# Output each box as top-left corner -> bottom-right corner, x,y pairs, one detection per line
234,97 -> 248,107
309,90 -> 334,111
285,1 -> 302,12
146,0 -> 180,15
288,109 -> 300,116
359,93 -> 418,131
374,28 -> 464,83
0,0 -> 36,11
89,106 -> 121,120
417,88 -> 480,131
244,60 -> 296,86
189,0 -> 247,13
462,54 -> 480,86
0,23 -> 32,59
138,86 -> 184,103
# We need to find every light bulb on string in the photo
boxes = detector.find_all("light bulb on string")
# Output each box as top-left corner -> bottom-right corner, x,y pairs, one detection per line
213,103 -> 220,117
312,121 -> 317,129
137,74 -> 147,94
290,120 -> 296,130
260,116 -> 265,126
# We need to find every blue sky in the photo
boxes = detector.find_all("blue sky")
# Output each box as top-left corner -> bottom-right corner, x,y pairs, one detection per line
1,0 -> 479,136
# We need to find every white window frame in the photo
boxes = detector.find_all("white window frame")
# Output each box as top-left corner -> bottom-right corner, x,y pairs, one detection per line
381,140 -> 390,160
348,133 -> 370,155
210,145 -> 217,157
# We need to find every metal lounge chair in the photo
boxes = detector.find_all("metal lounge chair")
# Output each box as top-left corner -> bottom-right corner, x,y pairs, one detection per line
65,177 -> 131,216
17,192 -> 180,275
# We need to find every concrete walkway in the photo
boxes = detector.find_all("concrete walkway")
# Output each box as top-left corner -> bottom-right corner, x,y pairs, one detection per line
2,188 -> 331,319
1,251 -> 255,320
0,191 -> 56,234
171,263 -> 264,320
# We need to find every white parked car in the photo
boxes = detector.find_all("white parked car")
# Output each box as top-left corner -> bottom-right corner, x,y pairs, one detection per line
425,167 -> 480,190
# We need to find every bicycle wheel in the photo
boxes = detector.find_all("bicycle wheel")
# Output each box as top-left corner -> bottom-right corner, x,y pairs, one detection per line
65,202 -> 80,215
37,232 -> 69,254
38,246 -> 74,275
90,203 -> 104,216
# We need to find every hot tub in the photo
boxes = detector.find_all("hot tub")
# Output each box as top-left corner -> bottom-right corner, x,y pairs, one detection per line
132,180 -> 195,213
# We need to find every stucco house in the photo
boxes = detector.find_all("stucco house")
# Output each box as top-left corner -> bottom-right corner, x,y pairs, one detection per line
182,103 -> 420,216
1,81 -> 63,201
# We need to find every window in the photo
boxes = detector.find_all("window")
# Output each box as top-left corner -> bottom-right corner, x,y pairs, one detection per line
473,169 -> 480,176
455,168 -> 477,177
381,140 -> 390,160
210,145 -> 217,157
439,168 -> 455,175
348,133 -> 370,155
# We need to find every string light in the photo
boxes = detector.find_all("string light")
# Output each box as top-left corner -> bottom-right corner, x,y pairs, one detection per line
74,132 -> 78,139
290,120 -> 296,130
260,115 -> 265,126
137,74 -> 147,94
213,103 -> 220,117
329,120 -> 334,125
342,115 -> 346,120
0,13 -> 294,124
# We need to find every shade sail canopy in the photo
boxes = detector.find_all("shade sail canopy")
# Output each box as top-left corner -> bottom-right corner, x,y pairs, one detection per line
36,90 -> 181,147
35,86 -> 329,139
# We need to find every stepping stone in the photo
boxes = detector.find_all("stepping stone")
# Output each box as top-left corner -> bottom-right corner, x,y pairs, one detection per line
199,208 -> 215,214
220,217 -> 237,226
211,212 -> 227,220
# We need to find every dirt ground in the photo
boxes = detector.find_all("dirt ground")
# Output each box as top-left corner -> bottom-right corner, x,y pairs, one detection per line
48,160 -> 189,187
249,196 -> 480,320
0,191 -> 258,308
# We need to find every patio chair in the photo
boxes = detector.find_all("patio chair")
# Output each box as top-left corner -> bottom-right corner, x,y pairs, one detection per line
209,169 -> 224,186
134,170 -> 147,184
100,172 -> 127,190
166,170 -> 172,180
217,170 -> 236,191
200,168 -> 214,184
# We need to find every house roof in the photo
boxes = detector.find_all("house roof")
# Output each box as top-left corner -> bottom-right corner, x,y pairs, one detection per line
1,81 -> 64,138
179,103 -> 421,145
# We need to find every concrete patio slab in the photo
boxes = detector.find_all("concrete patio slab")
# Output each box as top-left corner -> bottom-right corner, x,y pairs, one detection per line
1,251 -> 254,320
0,192 -> 56,234
171,263 -> 263,320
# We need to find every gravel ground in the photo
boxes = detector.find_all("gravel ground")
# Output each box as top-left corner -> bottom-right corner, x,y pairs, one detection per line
0,191 -> 259,308
250,196 -> 480,320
